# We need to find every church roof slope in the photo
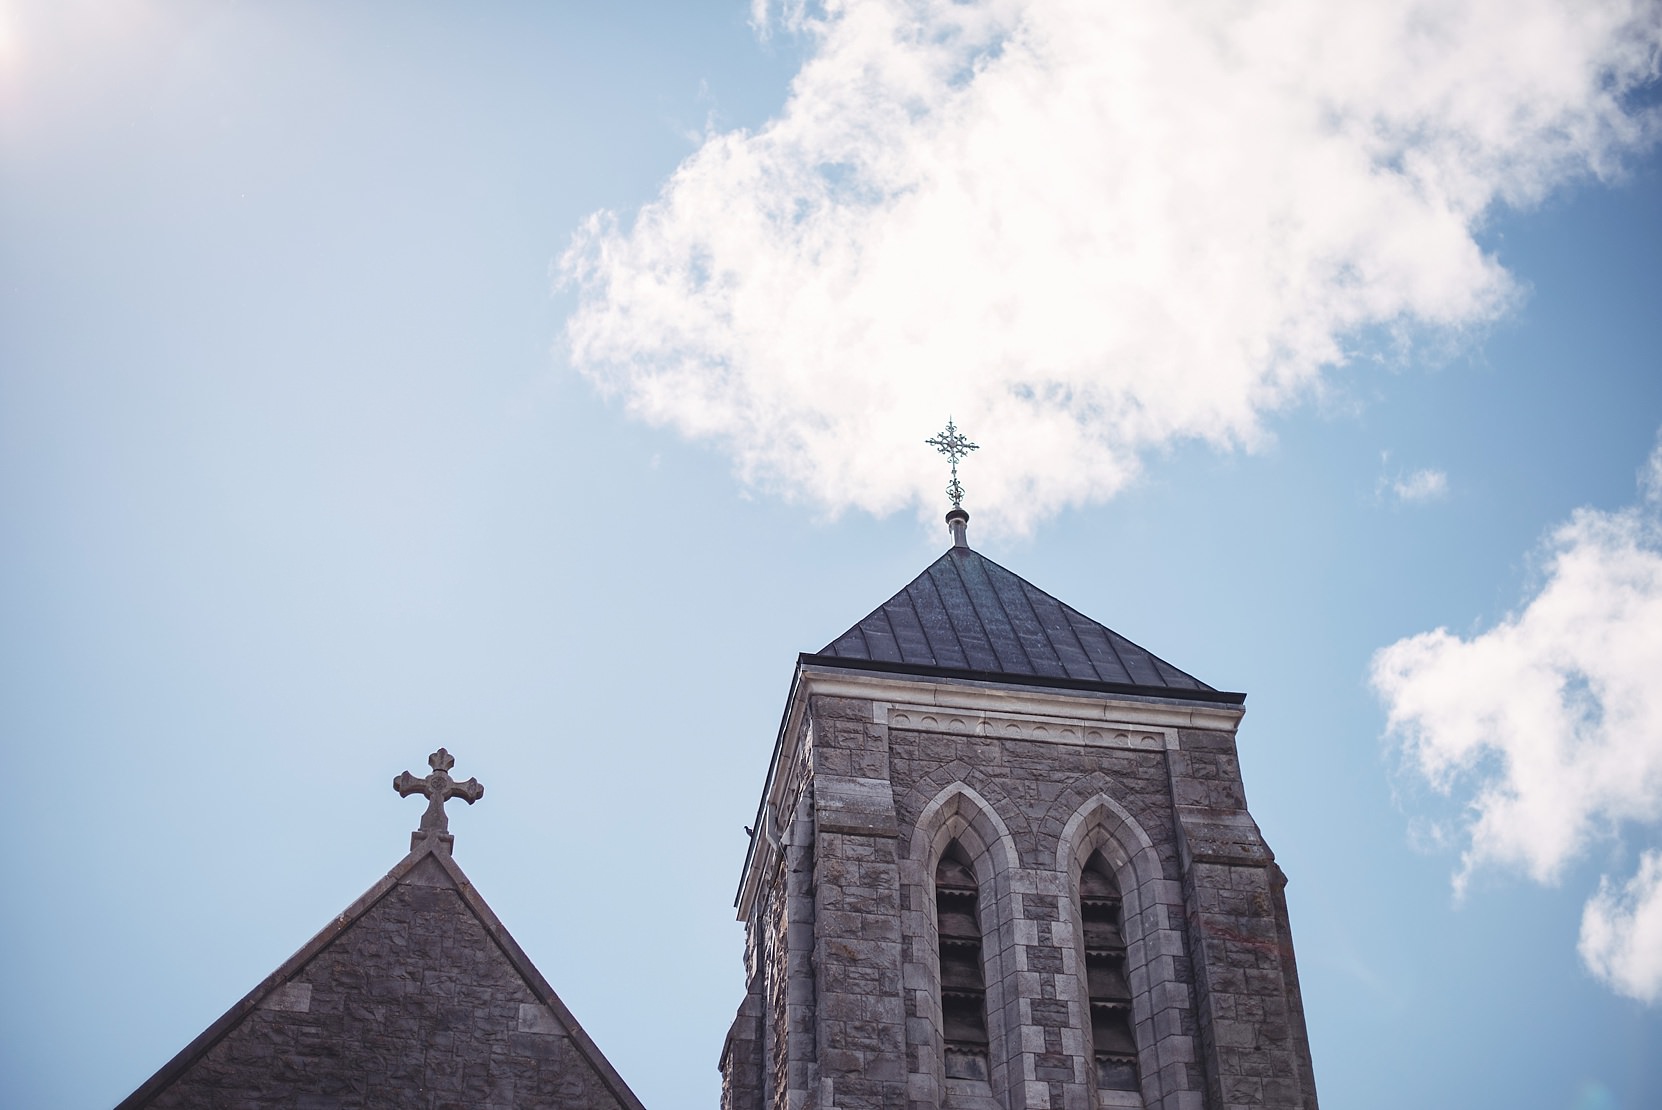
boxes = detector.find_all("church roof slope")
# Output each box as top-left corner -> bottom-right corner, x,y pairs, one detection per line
117,838 -> 647,1110
807,544 -> 1241,703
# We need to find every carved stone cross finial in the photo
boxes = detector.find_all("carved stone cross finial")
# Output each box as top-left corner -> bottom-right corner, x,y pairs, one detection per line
393,747 -> 484,854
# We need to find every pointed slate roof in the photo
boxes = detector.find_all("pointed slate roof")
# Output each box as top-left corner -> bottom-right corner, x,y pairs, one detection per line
118,839 -> 646,1110
806,544 -> 1242,703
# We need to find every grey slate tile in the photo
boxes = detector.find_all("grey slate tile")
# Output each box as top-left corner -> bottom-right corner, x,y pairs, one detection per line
814,546 -> 1210,694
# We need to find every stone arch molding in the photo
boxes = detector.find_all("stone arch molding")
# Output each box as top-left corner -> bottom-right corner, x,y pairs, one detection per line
1055,790 -> 1200,1110
1055,789 -> 1159,890
899,760 -> 1032,866
910,781 -> 1020,882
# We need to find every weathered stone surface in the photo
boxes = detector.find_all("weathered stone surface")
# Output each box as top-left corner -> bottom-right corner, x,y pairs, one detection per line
817,775 -> 900,838
722,987 -> 765,1110
728,682 -> 1320,1110
391,747 -> 485,857
123,849 -> 641,1110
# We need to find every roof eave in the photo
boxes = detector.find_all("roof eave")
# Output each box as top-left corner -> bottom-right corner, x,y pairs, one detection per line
796,652 -> 1247,705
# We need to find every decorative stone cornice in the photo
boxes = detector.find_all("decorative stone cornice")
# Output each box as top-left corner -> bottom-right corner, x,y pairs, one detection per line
798,664 -> 1245,732
736,662 -> 1245,919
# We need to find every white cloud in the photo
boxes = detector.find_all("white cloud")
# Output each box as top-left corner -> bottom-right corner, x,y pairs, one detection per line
560,0 -> 1660,531
1385,467 -> 1450,504
1643,433 -> 1662,503
1580,849 -> 1662,1002
1372,435 -> 1662,1000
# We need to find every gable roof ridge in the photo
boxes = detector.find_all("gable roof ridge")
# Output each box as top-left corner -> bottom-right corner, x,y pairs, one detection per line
116,842 -> 647,1110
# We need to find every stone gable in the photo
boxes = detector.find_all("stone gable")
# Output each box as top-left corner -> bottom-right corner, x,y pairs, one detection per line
121,845 -> 643,1110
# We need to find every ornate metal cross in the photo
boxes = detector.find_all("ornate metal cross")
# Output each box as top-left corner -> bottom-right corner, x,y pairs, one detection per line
925,418 -> 979,511
394,748 -> 484,853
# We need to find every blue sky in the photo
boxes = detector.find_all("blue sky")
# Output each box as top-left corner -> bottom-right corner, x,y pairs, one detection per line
2,2 -> 1661,1107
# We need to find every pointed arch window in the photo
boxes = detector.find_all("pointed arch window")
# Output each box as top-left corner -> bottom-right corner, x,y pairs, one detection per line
935,841 -> 989,1081
1080,851 -> 1138,1092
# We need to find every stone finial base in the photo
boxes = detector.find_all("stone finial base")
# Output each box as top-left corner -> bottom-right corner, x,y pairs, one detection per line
411,831 -> 455,855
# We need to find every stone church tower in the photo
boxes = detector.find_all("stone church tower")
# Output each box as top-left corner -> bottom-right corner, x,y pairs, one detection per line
720,510 -> 1318,1110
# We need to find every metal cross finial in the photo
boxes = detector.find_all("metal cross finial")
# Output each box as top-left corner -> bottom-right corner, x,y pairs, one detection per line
926,418 -> 979,511
393,747 -> 484,855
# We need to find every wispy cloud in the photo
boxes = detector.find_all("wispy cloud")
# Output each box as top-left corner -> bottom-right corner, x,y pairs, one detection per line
1378,460 -> 1452,504
1372,433 -> 1662,1003
561,0 -> 1661,531
1580,849 -> 1662,1002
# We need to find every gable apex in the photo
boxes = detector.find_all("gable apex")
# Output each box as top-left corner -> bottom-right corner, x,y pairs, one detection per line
810,544 -> 1241,703
118,838 -> 646,1110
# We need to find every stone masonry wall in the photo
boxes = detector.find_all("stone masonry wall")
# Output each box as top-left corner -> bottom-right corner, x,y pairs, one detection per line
1169,730 -> 1317,1110
810,696 -> 909,1110
1268,866 -> 1318,1110
722,958 -> 765,1110
885,710 -> 1203,1110
734,685 -> 1317,1110
763,870 -> 792,1110
729,712 -> 818,1110
141,858 -> 631,1110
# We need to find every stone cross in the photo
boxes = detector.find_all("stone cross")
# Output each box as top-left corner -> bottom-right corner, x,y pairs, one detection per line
394,748 -> 484,854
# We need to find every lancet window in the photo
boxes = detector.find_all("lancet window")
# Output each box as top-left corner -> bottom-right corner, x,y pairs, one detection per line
1079,851 -> 1138,1092
935,842 -> 989,1081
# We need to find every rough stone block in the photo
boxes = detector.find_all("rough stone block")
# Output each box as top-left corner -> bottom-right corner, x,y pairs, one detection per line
817,776 -> 900,838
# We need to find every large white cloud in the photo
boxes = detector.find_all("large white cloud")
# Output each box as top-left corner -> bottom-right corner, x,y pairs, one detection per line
560,0 -> 1660,530
1373,437 -> 1662,1003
